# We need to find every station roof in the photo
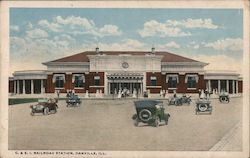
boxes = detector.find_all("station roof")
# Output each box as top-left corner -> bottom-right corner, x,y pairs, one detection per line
46,51 -> 201,63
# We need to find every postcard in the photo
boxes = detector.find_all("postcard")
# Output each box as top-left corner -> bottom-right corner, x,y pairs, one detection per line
0,1 -> 249,158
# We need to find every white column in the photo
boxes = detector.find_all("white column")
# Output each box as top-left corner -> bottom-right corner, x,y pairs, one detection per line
17,80 -> 19,94
23,80 -> 26,94
14,80 -> 16,94
236,80 -> 238,94
31,80 -> 34,94
41,79 -> 44,93
208,80 -> 211,92
232,80 -> 235,94
226,80 -> 229,93
218,80 -> 221,93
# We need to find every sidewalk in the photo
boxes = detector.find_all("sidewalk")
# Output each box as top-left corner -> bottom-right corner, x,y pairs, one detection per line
210,121 -> 242,151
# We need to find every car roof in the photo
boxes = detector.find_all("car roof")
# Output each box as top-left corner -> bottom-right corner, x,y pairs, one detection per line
134,100 -> 163,108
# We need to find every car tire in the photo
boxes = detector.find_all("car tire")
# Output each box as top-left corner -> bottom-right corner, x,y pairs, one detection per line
139,109 -> 152,122
43,107 -> 49,115
198,104 -> 208,112
30,111 -> 34,116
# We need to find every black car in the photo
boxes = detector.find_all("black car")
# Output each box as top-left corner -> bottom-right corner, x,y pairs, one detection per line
219,93 -> 230,103
30,98 -> 58,116
132,100 -> 170,127
66,94 -> 82,107
195,99 -> 212,115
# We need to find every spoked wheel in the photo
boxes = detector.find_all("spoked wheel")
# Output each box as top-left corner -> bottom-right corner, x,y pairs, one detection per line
154,116 -> 160,127
43,107 -> 49,115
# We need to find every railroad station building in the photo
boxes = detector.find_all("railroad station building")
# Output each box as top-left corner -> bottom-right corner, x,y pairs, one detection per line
9,48 -> 243,96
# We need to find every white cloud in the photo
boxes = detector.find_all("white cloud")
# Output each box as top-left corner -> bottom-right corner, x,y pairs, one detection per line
138,20 -> 191,37
26,29 -> 49,39
203,38 -> 243,51
38,20 -> 62,32
99,25 -> 122,36
165,41 -> 180,48
166,18 -> 219,29
10,25 -> 19,32
52,16 -> 122,37
191,54 -> 242,73
55,15 -> 95,30
83,39 -> 147,51
187,41 -> 200,49
27,22 -> 33,29
158,41 -> 181,49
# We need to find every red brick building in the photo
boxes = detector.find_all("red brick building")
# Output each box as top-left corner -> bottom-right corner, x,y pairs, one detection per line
9,48 -> 242,95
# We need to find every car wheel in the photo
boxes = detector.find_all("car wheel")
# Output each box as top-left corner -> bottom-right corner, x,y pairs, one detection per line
30,111 -> 34,116
198,104 -> 208,112
43,107 -> 49,115
154,116 -> 160,127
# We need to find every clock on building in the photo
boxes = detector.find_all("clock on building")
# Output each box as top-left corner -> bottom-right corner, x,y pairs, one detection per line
122,62 -> 129,69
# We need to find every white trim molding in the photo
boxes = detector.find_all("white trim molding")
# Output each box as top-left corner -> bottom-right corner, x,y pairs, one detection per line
52,74 -> 65,83
185,74 -> 199,83
166,74 -> 179,83
72,74 -> 85,83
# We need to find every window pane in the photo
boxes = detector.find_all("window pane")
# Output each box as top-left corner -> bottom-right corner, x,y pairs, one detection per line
56,76 -> 64,88
168,77 -> 177,88
187,76 -> 196,88
150,76 -> 157,86
94,76 -> 100,86
75,76 -> 84,88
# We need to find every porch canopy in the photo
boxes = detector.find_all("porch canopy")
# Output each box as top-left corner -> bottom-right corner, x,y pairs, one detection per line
107,73 -> 143,82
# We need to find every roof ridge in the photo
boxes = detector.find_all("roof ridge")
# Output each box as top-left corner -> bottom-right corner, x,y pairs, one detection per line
45,50 -> 203,63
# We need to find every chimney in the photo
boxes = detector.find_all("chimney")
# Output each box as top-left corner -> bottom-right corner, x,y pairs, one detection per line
96,46 -> 100,54
151,46 -> 155,55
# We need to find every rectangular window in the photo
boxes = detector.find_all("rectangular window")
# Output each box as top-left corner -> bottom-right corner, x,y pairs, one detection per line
74,75 -> 85,88
94,76 -> 100,86
187,76 -> 197,88
55,76 -> 64,88
150,76 -> 157,86
168,76 -> 177,88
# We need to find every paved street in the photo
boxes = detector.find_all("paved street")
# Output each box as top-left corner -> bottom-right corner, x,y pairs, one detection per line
9,97 -> 242,151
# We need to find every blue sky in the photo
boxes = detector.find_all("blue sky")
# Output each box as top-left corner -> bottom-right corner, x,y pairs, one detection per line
10,8 -> 243,75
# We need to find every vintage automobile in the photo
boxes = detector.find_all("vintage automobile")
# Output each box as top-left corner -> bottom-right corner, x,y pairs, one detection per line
168,94 -> 191,106
219,92 -> 230,103
66,94 -> 82,107
132,100 -> 170,127
30,98 -> 58,116
195,98 -> 212,115
168,96 -> 182,106
180,94 -> 192,105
